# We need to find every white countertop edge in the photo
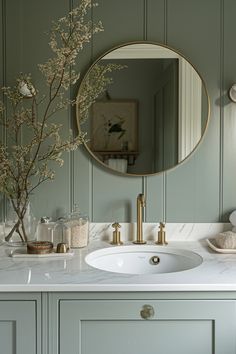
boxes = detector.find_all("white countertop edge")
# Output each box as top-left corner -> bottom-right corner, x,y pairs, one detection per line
0,239 -> 236,292
1,283 -> 236,292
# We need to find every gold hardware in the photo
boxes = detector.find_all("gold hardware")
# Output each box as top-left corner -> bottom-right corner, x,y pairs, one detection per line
133,193 -> 146,244
156,222 -> 168,245
56,243 -> 69,253
140,304 -> 155,319
111,222 -> 123,245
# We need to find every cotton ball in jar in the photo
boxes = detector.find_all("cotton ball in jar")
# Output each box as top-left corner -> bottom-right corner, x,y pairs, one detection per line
67,206 -> 89,248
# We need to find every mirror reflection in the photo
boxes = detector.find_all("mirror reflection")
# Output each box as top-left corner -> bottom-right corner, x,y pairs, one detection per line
76,42 -> 209,176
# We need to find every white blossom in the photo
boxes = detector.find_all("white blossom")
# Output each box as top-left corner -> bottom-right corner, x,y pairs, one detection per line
0,0 -> 103,242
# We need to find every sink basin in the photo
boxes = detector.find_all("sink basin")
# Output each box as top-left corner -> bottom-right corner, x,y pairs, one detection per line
85,245 -> 202,275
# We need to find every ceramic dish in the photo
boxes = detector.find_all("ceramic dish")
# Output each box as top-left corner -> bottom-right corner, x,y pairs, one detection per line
206,238 -> 236,254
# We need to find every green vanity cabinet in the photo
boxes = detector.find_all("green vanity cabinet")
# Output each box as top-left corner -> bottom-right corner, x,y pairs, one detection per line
51,294 -> 236,354
0,294 -> 41,354
0,292 -> 236,354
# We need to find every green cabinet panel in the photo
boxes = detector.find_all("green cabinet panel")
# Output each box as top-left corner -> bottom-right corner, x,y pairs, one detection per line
59,299 -> 236,354
0,300 -> 37,354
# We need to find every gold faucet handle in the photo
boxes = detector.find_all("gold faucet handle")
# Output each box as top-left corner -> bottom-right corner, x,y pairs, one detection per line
159,222 -> 165,230
111,222 -> 123,245
112,222 -> 121,231
156,221 -> 168,245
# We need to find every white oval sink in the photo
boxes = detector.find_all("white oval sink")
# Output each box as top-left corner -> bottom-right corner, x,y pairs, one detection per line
85,245 -> 202,275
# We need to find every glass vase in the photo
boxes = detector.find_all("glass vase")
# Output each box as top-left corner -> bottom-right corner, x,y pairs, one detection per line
4,199 -> 37,246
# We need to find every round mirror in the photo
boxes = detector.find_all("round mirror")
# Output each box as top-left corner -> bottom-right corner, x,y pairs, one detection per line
76,41 -> 209,176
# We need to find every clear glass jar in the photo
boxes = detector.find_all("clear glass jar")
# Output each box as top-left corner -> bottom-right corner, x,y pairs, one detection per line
67,206 -> 89,248
52,217 -> 71,248
36,217 -> 54,242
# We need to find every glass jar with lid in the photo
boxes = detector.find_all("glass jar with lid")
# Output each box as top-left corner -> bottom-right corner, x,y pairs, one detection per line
52,217 -> 71,248
67,205 -> 89,248
36,216 -> 54,242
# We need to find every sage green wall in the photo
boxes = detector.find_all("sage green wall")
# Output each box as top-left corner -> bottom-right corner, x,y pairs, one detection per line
1,0 -> 235,223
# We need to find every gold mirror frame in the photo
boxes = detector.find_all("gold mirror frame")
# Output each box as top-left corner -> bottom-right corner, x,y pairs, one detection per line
76,41 -> 210,177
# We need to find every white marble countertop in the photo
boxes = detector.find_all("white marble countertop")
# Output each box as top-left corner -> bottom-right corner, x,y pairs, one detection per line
0,239 -> 236,292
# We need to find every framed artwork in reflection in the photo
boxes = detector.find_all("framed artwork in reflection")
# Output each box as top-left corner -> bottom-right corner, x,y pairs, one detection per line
91,100 -> 138,152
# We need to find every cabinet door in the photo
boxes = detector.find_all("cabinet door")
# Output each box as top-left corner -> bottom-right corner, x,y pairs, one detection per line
0,300 -> 36,354
59,299 -> 236,354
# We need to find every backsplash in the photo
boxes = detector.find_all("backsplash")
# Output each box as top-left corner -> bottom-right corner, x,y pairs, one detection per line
89,223 -> 231,243
1,0 -> 236,223
0,221 -> 229,244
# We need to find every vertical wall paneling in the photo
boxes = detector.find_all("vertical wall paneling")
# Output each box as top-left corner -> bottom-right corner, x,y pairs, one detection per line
165,0 -> 221,221
143,0 -> 147,41
71,0 -> 94,218
142,0 -> 147,216
0,0 -> 4,221
91,165 -> 143,222
70,0 -> 93,215
0,0 -> 3,101
69,0 -> 74,213
92,0 -> 145,58
91,0 -> 144,222
6,0 -> 72,219
163,0 -> 168,223
222,0 -> 236,220
146,0 -> 165,42
3,0 -> 23,222
73,146 -> 94,220
219,0 -> 224,220
145,0 -> 165,222
1,0 -> 235,224
72,0 -> 94,219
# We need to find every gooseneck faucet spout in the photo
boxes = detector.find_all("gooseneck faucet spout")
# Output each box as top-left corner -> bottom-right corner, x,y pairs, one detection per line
133,193 -> 146,244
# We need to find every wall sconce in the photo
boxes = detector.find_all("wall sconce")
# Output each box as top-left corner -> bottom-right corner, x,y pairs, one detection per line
228,84 -> 236,102
18,81 -> 36,98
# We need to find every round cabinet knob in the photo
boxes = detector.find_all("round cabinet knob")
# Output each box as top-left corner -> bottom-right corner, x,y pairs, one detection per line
140,304 -> 155,319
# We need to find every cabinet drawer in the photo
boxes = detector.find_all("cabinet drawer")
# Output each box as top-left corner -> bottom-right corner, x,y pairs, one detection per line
59,299 -> 236,354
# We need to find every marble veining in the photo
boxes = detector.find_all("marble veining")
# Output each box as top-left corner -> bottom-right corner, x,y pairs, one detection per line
89,222 -> 231,242
0,222 -> 235,292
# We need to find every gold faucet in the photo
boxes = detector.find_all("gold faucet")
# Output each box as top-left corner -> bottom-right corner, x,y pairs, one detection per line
133,193 -> 146,244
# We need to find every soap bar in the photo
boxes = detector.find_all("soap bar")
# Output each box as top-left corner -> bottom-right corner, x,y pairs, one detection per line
215,231 -> 236,249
